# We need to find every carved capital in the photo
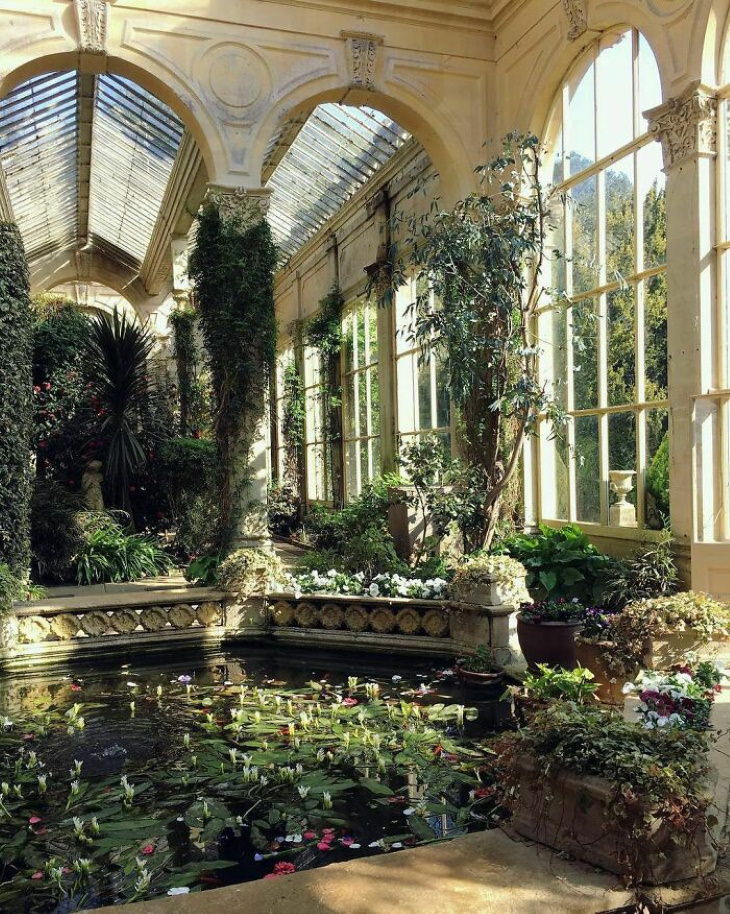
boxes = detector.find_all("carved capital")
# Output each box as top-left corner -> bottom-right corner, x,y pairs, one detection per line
646,83 -> 718,170
74,0 -> 109,55
562,0 -> 587,41
342,31 -> 382,91
204,186 -> 272,225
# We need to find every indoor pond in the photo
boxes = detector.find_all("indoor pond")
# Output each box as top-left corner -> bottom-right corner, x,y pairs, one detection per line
0,648 -> 509,912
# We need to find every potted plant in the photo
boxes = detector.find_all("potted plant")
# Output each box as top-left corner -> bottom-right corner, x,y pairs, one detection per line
455,646 -> 505,687
507,663 -> 598,723
622,662 -> 723,731
573,607 -> 627,704
613,591 -> 730,671
516,599 -> 585,671
451,553 -> 529,607
496,702 -> 718,884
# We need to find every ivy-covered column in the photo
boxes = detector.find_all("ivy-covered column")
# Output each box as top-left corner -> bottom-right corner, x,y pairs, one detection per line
0,223 -> 33,575
189,187 -> 277,553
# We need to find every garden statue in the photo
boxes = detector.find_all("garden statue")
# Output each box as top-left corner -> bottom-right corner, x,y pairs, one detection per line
81,460 -> 105,512
609,470 -> 637,528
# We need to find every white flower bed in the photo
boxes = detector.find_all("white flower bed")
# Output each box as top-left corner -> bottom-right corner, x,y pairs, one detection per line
280,569 -> 449,601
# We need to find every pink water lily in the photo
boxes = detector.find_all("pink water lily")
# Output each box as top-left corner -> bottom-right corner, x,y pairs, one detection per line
303,830 -> 317,840
31,872 -> 43,880
141,844 -> 155,855
28,816 -> 42,825
317,841 -> 333,851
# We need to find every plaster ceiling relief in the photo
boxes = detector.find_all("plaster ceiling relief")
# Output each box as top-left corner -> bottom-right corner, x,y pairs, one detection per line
73,0 -> 109,55
245,43 -> 337,103
642,0 -> 693,17
203,42 -> 272,111
0,8 -> 63,57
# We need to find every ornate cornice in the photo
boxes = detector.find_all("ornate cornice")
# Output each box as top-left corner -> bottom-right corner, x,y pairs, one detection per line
342,31 -> 383,91
562,0 -> 587,41
73,0 -> 109,55
204,186 -> 272,224
646,83 -> 718,170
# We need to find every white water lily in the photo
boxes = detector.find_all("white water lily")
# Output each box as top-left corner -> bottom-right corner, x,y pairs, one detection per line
322,791 -> 333,809
168,887 -> 191,896
297,785 -> 311,799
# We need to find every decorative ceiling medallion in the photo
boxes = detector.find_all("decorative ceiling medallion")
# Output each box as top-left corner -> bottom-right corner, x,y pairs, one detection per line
562,0 -> 587,41
342,31 -> 383,90
74,0 -> 109,55
203,43 -> 271,110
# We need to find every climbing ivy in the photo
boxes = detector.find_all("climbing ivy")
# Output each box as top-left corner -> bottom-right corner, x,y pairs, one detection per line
281,360 -> 305,488
305,285 -> 345,505
169,307 -> 198,437
0,223 -> 34,574
189,198 -> 278,549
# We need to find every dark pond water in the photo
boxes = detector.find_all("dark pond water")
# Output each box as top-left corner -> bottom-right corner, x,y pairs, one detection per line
0,646 -> 511,912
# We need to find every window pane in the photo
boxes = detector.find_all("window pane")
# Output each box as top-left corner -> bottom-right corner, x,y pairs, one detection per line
607,286 -> 636,406
345,442 -> 358,501
397,352 -> 417,434
644,273 -> 668,400
605,155 -> 635,282
574,415 -> 601,523
571,175 -> 598,294
646,409 -> 670,528
358,371 -> 368,433
370,368 -> 380,435
567,57 -> 595,175
417,357 -> 431,430
597,31 -> 634,156
549,306 -> 569,409
435,355 -> 450,428
639,142 -> 666,269
344,373 -> 357,439
572,298 -> 598,410
639,33 -> 662,128
549,431 -> 570,520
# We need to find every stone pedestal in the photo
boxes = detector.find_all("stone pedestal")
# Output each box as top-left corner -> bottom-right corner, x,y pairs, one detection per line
449,597 -> 523,670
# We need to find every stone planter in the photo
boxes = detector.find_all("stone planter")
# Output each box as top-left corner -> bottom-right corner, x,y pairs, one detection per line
642,629 -> 727,670
511,754 -> 718,884
454,661 -> 505,688
574,639 -> 632,705
516,613 -> 583,671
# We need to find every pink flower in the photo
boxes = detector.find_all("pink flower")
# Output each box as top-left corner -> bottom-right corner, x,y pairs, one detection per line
303,831 -> 317,840
31,872 -> 43,880
341,837 -> 355,846
28,816 -> 42,825
70,684 -> 82,692
141,844 -> 155,855
342,698 -> 359,707
317,842 -> 333,851
273,862 -> 296,875
22,734 -> 34,741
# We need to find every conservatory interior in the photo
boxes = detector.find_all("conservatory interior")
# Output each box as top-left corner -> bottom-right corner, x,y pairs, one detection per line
2,0 -> 730,912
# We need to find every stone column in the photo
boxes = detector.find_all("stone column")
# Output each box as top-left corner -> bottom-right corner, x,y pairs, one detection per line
647,84 -> 718,583
205,185 -> 273,553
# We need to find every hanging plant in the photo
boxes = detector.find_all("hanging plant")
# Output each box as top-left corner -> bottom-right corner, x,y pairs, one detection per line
0,223 -> 34,574
169,308 -> 198,437
189,197 -> 278,549
281,361 -> 305,488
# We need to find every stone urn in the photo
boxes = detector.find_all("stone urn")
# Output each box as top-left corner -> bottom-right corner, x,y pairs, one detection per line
609,470 -> 637,527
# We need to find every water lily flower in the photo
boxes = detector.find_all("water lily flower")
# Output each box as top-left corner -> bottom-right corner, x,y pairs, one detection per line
391,675 -> 402,683
168,887 -> 191,895
322,791 -> 333,809
28,815 -> 42,825
292,834 -> 303,843
254,853 -> 264,861
342,698 -> 359,707
317,841 -> 332,851
297,785 -> 311,799
303,830 -> 317,840
141,844 -> 155,855
403,807 -> 415,816
31,872 -> 43,880
391,842 -> 403,849
178,675 -> 192,684
37,775 -> 47,794
70,684 -> 82,692
341,836 -> 355,846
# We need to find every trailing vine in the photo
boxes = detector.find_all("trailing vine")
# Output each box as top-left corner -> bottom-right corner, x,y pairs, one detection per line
281,360 -> 305,488
189,197 -> 278,550
169,308 -> 198,437
305,285 -> 345,505
0,223 -> 34,575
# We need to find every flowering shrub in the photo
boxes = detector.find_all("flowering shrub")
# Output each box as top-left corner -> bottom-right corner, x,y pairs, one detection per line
576,607 -> 619,640
280,569 -> 448,600
623,662 -> 723,731
519,598 -> 586,624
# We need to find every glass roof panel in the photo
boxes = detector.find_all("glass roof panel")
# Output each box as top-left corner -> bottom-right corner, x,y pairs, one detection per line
0,71 -> 79,259
89,75 -> 185,263
266,104 -> 411,259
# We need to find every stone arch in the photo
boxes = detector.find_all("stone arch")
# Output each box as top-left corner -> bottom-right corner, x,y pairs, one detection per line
705,0 -> 730,84
252,79 -> 479,206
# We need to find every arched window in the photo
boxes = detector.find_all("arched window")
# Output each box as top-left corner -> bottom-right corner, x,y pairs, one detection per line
538,27 -> 667,532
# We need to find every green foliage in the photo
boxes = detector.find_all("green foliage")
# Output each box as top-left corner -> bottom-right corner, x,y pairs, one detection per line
32,300 -> 92,387
0,223 -> 33,573
0,563 -> 27,612
185,554 -> 221,587
30,478 -> 84,582
74,514 -> 171,586
86,310 -> 157,513
494,524 -> 612,602
280,361 -> 305,490
521,664 -> 598,703
646,432 -> 670,519
602,529 -> 678,610
169,308 -> 198,436
305,286 -> 344,360
519,598 -> 586,624
190,199 -> 278,550
393,135 -> 559,549
457,646 -> 502,674
158,437 -> 220,560
268,483 -> 301,538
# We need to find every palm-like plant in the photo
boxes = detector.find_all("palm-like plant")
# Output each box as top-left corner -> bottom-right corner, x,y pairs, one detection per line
86,310 -> 156,512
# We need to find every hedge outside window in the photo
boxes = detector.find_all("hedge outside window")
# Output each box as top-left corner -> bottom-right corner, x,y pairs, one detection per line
538,27 -> 669,532
395,276 -> 451,452
342,298 -> 380,501
274,345 -> 295,484
303,344 -> 333,502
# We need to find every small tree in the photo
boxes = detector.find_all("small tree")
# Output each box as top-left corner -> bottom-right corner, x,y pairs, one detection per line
393,133 -> 562,550
0,223 -> 33,574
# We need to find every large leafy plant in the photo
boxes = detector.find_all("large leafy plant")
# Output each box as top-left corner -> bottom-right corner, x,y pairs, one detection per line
494,523 -> 612,602
74,514 -> 171,586
86,311 -> 157,514
0,222 -> 34,574
393,134 -> 564,550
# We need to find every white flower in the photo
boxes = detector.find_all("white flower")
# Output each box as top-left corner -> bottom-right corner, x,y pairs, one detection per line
403,807 -> 415,816
369,584 -> 380,597
621,682 -> 635,695
297,785 -> 311,799
167,887 -> 191,896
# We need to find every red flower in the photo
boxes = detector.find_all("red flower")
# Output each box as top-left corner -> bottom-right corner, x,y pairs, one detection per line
70,684 -> 82,692
141,844 -> 155,855
42,382 -> 51,391
342,698 -> 359,707
33,386 -> 41,395
303,830 -> 317,840
317,841 -> 333,851
273,862 -> 296,875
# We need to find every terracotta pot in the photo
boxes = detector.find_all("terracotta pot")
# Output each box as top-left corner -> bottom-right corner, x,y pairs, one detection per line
642,628 -> 728,670
516,613 -> 584,671
455,662 -> 505,688
574,639 -> 633,705
510,753 -> 717,884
